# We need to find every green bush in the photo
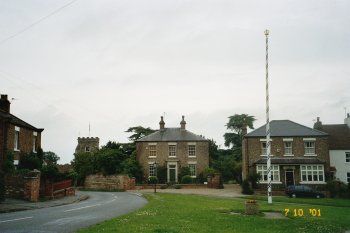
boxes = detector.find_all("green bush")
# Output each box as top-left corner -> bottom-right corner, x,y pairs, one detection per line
18,153 -> 42,170
241,180 -> 253,195
148,176 -> 158,184
3,151 -> 15,173
178,167 -> 191,181
41,164 -> 59,181
181,175 -> 192,184
0,171 -> 5,202
248,173 -> 261,189
326,180 -> 349,198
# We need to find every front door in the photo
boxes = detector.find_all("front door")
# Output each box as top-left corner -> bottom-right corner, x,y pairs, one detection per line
167,163 -> 178,183
285,170 -> 295,187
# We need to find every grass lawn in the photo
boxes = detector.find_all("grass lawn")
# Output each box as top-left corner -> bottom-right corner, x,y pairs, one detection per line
78,193 -> 350,233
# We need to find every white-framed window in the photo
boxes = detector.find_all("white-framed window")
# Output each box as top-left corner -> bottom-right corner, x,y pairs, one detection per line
347,172 -> 350,183
346,152 -> 350,163
304,141 -> 315,155
149,163 -> 157,177
149,145 -> 157,157
188,145 -> 196,157
189,164 -> 196,177
14,126 -> 20,151
261,142 -> 267,155
256,165 -> 280,182
168,145 -> 176,157
300,165 -> 324,182
33,132 -> 38,153
284,142 -> 293,155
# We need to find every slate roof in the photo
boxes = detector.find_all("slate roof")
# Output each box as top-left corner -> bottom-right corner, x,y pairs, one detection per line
319,124 -> 350,150
245,120 -> 327,138
136,128 -> 207,142
0,109 -> 43,131
255,157 -> 326,165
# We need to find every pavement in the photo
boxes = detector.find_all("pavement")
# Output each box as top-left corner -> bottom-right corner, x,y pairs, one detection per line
130,184 -> 246,198
0,191 -> 89,213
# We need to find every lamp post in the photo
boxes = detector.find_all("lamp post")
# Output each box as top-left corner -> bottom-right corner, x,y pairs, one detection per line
264,29 -> 272,204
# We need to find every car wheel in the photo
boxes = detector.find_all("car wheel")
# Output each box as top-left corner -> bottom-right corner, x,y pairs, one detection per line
292,194 -> 296,198
316,195 -> 320,199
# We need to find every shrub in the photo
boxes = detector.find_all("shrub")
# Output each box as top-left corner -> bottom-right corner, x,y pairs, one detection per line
18,153 -> 42,170
248,173 -> 261,189
41,164 -> 59,181
326,180 -> 349,198
148,176 -> 158,184
178,167 -> 191,181
3,151 -> 15,173
173,184 -> 181,189
181,175 -> 192,184
241,180 -> 253,195
0,171 -> 5,202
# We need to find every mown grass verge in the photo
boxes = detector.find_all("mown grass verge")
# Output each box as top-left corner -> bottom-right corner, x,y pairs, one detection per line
78,193 -> 350,233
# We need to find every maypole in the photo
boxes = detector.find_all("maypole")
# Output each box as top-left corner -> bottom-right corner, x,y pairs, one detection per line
264,29 -> 272,204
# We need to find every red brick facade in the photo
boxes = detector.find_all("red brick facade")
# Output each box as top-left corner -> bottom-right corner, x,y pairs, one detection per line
0,94 -> 43,167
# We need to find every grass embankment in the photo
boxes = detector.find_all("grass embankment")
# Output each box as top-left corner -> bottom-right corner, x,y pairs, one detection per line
78,193 -> 350,233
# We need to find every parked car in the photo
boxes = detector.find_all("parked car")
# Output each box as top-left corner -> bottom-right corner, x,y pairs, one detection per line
286,185 -> 325,198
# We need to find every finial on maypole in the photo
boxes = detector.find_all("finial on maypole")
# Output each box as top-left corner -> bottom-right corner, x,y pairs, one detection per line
265,29 -> 272,204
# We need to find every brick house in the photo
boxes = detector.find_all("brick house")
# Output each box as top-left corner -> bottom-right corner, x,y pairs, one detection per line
136,116 -> 209,183
242,120 -> 329,190
0,94 -> 44,168
314,115 -> 350,183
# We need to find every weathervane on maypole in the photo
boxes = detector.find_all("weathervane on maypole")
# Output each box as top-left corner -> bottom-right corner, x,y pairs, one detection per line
264,29 -> 273,204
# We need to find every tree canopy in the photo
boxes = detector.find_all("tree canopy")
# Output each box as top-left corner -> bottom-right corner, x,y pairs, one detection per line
125,126 -> 156,141
224,114 -> 255,149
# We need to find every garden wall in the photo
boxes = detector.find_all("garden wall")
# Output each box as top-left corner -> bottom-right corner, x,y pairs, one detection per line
84,174 -> 135,191
5,172 -> 40,202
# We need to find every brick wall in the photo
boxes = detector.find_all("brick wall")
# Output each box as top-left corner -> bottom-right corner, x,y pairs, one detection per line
6,123 -> 42,161
243,136 -> 330,188
5,172 -> 41,202
136,141 -> 209,180
84,174 -> 136,191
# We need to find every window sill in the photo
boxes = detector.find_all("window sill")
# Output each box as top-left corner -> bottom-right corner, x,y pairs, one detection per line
283,154 -> 294,157
188,156 -> 197,158
168,156 -> 177,158
148,156 -> 157,158
304,154 -> 317,157
14,149 -> 20,152
260,155 -> 274,157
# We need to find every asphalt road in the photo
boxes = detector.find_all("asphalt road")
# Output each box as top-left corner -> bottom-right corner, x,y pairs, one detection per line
0,191 -> 147,233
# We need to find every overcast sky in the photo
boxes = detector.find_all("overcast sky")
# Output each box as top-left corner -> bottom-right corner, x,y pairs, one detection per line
1,0 -> 349,164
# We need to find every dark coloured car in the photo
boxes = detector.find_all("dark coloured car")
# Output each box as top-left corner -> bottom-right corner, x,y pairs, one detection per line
286,185 -> 325,198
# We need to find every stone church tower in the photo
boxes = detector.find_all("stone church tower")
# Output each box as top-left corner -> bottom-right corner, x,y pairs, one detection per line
75,137 -> 99,154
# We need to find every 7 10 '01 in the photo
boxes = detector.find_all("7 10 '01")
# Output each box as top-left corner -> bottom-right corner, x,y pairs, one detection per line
284,208 -> 321,217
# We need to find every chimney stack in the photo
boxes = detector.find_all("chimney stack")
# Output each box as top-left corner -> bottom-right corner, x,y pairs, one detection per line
180,115 -> 186,130
345,113 -> 350,128
159,116 -> 165,130
313,117 -> 322,130
0,95 -> 10,113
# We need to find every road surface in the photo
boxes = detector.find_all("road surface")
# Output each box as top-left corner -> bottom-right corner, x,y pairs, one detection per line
0,191 -> 147,233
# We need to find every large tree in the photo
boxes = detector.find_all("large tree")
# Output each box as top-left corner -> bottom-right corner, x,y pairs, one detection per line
125,126 -> 156,141
224,114 -> 255,149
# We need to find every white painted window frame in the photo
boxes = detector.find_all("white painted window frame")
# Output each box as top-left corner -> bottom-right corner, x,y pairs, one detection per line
14,126 -> 20,151
300,164 -> 325,184
256,165 -> 280,183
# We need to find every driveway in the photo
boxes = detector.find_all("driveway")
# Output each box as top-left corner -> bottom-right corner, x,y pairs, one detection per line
0,191 -> 147,233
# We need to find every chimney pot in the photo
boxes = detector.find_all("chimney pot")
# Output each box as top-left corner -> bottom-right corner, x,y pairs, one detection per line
180,115 -> 186,130
159,116 -> 165,130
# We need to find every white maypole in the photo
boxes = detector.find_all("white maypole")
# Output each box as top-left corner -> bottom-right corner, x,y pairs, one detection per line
264,29 -> 272,204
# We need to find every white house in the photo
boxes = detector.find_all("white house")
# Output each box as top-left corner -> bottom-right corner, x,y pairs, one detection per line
315,114 -> 350,183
